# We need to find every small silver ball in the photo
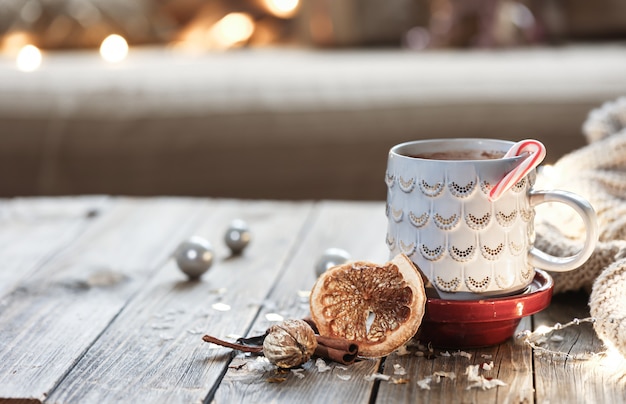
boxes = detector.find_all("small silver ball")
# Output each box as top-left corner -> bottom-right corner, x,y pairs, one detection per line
224,219 -> 251,255
174,236 -> 214,279
315,248 -> 351,277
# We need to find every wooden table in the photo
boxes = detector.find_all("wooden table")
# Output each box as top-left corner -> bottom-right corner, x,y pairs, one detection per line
0,197 -> 624,403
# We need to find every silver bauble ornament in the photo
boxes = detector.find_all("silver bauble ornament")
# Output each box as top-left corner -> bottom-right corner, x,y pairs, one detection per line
174,236 -> 214,279
224,219 -> 251,255
314,248 -> 351,277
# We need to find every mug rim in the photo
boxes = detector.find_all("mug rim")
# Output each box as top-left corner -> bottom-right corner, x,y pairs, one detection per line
390,138 -> 521,162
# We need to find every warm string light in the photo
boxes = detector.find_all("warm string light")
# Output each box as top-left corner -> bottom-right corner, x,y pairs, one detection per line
174,12 -> 256,52
210,12 -> 255,49
262,0 -> 300,18
516,317 -> 599,360
4,2 -> 302,65
3,31 -> 130,70
99,34 -> 128,63
16,44 -> 42,72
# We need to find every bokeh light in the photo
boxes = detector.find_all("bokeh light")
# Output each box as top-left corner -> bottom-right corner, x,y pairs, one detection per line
262,0 -> 300,19
16,44 -> 42,72
211,13 -> 255,49
100,34 -> 128,63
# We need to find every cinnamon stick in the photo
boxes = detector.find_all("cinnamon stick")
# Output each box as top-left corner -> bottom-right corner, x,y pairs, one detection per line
314,335 -> 359,365
316,335 -> 359,354
304,317 -> 360,364
202,334 -> 263,353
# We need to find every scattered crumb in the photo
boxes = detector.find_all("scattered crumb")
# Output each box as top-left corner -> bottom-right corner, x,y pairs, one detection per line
482,361 -> 494,371
481,354 -> 493,359
206,343 -> 227,351
469,378 -> 507,390
364,373 -> 391,382
433,371 -> 456,382
390,378 -> 410,384
246,357 -> 275,372
393,363 -> 407,375
465,365 -> 506,390
336,373 -> 352,381
266,377 -> 287,383
453,351 -> 472,359
417,376 -> 432,390
264,313 -> 284,322
315,358 -> 332,373
466,365 -> 480,380
211,302 -> 231,312
416,370 -> 456,390
440,351 -> 451,357
291,368 -> 305,379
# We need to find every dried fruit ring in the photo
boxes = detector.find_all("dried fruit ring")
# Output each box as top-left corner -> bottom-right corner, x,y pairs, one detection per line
309,254 -> 426,358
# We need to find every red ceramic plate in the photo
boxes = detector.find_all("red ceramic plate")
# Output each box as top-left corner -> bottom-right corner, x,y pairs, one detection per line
417,269 -> 553,349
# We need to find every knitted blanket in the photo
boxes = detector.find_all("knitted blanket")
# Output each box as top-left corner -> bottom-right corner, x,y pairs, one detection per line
533,97 -> 626,358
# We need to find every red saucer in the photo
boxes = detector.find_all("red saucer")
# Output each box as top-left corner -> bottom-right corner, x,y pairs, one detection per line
417,269 -> 554,349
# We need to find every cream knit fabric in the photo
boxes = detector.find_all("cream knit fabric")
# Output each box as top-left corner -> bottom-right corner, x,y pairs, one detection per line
533,97 -> 626,358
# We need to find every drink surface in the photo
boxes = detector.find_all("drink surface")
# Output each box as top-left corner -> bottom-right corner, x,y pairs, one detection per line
407,150 -> 506,160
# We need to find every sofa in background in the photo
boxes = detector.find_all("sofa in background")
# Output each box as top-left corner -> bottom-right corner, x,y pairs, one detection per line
1,44 -> 625,200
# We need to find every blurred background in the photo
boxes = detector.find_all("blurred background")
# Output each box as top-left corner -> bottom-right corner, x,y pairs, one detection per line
4,0 -> 626,51
1,0 -> 625,200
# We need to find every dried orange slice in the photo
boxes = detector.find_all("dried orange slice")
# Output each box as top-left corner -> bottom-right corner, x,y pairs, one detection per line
309,253 -> 426,358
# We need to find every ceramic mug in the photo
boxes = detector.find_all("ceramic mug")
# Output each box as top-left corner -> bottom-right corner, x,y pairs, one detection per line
385,138 -> 598,300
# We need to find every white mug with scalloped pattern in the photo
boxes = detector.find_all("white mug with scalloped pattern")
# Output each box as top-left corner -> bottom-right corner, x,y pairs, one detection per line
385,138 -> 598,300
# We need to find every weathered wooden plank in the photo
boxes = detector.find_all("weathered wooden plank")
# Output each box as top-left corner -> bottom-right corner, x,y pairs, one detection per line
0,196 -> 110,297
6,197 -> 621,404
47,199 -> 314,404
376,317 -> 534,404
213,201 -> 390,404
533,291 -> 626,403
0,197 -> 210,403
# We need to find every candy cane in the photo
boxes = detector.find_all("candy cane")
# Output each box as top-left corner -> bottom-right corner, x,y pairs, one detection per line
488,139 -> 546,201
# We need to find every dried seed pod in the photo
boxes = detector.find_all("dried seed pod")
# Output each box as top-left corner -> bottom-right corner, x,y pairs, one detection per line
262,319 -> 318,368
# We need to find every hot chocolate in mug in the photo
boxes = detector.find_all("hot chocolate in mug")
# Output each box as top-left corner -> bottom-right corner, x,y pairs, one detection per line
385,138 -> 598,300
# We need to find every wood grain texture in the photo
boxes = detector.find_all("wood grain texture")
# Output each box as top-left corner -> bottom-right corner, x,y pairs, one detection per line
47,199 -> 314,404
2,197 -> 625,404
0,196 -> 110,297
213,201 -> 389,404
0,197 -> 209,403
533,291 -> 626,403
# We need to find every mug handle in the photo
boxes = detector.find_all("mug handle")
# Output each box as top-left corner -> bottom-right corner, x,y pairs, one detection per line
528,190 -> 599,272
